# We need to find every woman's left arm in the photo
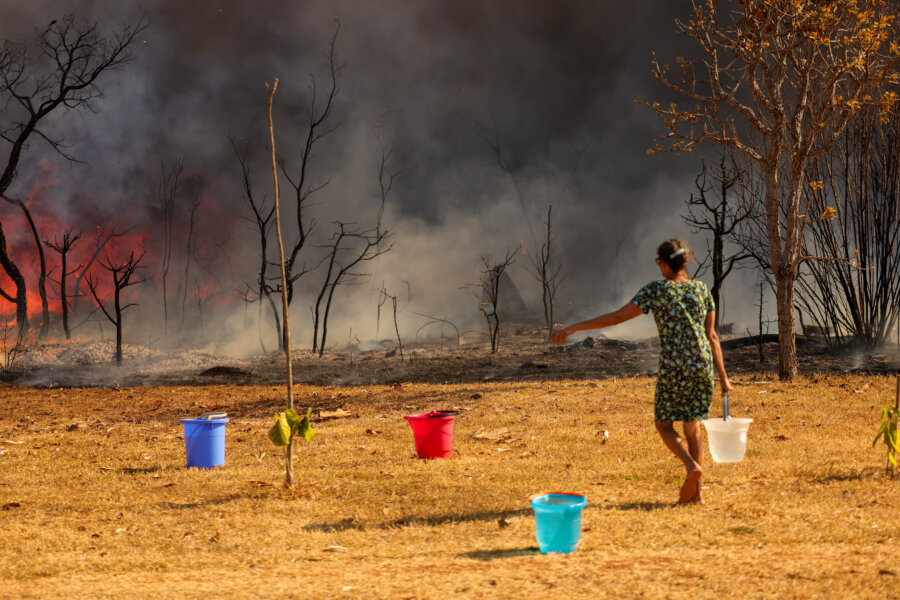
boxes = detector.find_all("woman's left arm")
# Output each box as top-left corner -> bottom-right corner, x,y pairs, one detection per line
705,311 -> 733,394
551,302 -> 643,345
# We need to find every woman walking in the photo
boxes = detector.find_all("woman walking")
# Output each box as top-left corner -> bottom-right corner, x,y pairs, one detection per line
552,239 -> 732,504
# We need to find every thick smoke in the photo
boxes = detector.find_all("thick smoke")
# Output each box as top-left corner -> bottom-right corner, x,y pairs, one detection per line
0,1 -> 764,355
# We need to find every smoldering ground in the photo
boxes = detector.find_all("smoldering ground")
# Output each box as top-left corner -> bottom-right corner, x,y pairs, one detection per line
0,1 -> 767,357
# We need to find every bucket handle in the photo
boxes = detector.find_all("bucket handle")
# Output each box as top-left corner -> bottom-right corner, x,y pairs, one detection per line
200,412 -> 228,420
722,392 -> 729,421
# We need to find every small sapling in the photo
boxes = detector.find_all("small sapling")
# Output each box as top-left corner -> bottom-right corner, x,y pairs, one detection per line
873,376 -> 900,476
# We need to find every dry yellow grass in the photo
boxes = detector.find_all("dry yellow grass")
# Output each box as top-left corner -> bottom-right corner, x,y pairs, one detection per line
1,375 -> 899,599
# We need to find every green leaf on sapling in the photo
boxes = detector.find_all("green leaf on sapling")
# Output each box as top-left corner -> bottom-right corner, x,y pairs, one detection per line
284,408 -> 301,430
296,407 -> 315,442
268,413 -> 292,446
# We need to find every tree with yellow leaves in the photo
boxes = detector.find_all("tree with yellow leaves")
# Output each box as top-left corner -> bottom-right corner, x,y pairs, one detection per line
641,0 -> 899,380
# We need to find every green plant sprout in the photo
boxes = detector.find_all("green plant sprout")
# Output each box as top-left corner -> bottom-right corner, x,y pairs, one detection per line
268,407 -> 315,447
872,376 -> 900,477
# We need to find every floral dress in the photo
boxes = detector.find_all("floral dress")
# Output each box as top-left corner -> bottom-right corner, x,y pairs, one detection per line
631,280 -> 715,422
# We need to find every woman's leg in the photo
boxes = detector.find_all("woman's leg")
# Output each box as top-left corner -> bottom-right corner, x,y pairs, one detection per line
654,421 -> 700,473
682,421 -> 705,503
682,421 -> 704,469
654,421 -> 703,503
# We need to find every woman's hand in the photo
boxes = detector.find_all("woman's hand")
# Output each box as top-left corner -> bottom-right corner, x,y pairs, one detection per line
721,377 -> 734,395
551,326 -> 572,346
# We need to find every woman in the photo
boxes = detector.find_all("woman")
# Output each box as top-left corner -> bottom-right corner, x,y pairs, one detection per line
552,238 -> 732,504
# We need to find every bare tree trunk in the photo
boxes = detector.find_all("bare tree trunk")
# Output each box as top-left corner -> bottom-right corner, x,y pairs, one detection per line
775,273 -> 798,381
180,195 -> 199,325
86,253 -> 144,366
267,79 -> 294,488
0,226 -> 28,335
60,249 -> 70,340
711,222 -> 724,329
45,229 -> 82,341
9,201 -> 50,338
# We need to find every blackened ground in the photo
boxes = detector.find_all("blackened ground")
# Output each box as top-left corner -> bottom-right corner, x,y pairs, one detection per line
2,326 -> 898,388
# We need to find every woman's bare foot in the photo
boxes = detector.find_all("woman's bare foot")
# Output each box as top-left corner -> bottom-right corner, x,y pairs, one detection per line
679,467 -> 702,502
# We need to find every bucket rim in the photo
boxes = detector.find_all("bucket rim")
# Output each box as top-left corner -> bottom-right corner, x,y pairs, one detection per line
403,411 -> 458,420
701,416 -> 753,425
530,491 -> 587,507
180,417 -> 230,424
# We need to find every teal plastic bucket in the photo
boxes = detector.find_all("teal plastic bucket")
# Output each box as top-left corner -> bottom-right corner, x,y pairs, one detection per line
180,415 -> 229,469
530,492 -> 587,554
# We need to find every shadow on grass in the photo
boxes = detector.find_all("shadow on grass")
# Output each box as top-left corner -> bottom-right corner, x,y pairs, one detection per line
805,465 -> 885,483
159,492 -> 248,510
304,507 -> 533,532
122,466 -> 165,475
459,547 -> 541,561
605,501 -> 672,511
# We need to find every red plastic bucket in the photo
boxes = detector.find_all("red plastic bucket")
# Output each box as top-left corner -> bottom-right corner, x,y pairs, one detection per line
403,411 -> 459,459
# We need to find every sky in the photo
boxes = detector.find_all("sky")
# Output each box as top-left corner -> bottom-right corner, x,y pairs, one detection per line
0,1 -> 764,353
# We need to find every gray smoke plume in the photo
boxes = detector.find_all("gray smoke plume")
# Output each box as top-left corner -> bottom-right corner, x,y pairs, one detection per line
0,1 -> 762,354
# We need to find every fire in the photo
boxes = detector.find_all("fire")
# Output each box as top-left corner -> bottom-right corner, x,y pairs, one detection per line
0,161 -> 241,331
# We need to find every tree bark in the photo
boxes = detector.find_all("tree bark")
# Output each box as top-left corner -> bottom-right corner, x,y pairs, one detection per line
775,272 -> 798,381
0,225 -> 28,334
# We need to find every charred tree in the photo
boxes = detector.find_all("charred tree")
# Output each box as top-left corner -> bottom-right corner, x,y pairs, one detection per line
794,106 -> 900,348
0,14 -> 146,334
377,285 -> 403,358
312,222 -> 392,356
45,228 -> 82,340
279,23 -> 342,307
231,135 -> 282,352
158,159 -> 184,338
1,194 -> 51,338
179,184 -> 201,326
311,121 -> 396,356
478,248 -> 518,354
71,224 -> 133,322
527,204 -> 563,342
86,251 -> 145,366
682,153 -> 752,329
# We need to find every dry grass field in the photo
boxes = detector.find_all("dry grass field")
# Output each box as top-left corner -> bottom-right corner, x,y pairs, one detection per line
1,374 -> 899,599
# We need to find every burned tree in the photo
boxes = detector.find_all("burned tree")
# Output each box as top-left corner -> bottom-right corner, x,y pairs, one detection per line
0,14 -> 146,334
311,119 -> 397,356
157,159 -> 184,337
278,23 -> 342,308
682,153 -> 751,329
0,193 -> 51,338
311,221 -> 392,356
71,223 -> 133,321
794,106 -> 900,348
86,251 -> 145,366
179,182 -> 202,326
231,135 -> 282,352
44,228 -> 82,340
528,204 -> 563,342
642,0 -> 900,380
377,284 -> 404,359
477,248 -> 518,354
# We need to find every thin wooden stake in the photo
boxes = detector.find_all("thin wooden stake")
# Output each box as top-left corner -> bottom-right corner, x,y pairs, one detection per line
266,78 -> 294,488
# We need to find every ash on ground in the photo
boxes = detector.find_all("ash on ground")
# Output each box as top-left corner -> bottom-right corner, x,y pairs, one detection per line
2,330 -> 898,388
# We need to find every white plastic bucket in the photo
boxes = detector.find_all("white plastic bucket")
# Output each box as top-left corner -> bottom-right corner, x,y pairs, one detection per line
701,417 -> 753,463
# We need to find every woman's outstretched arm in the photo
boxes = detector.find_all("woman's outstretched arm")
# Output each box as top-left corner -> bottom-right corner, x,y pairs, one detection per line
705,310 -> 733,395
551,302 -> 643,345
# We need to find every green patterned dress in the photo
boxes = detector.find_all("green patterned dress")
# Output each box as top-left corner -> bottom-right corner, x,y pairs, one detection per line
631,280 -> 715,422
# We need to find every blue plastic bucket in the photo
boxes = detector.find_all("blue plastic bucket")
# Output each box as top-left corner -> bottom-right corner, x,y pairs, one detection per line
180,416 -> 229,469
530,492 -> 587,554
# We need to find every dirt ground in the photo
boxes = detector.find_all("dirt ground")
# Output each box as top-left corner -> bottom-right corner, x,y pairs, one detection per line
2,331 -> 899,598
1,375 -> 899,599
